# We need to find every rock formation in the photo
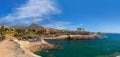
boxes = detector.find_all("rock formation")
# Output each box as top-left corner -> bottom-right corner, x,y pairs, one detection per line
44,34 -> 104,40
0,34 -> 60,57
0,40 -> 41,57
14,39 -> 60,53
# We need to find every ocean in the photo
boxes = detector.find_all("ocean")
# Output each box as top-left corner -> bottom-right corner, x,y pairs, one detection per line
37,33 -> 120,57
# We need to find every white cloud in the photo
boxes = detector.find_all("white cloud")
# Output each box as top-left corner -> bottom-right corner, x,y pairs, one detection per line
0,0 -> 60,26
43,21 -> 84,30
43,21 -> 70,29
0,0 -> 83,30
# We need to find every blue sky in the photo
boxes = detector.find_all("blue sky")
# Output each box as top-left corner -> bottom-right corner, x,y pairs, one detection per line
0,0 -> 120,33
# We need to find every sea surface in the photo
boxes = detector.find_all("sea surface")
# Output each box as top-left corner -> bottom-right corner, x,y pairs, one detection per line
37,33 -> 120,57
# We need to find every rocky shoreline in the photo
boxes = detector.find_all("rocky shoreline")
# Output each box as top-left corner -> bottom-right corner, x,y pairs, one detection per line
44,34 -> 104,40
0,38 -> 60,57
0,23 -> 105,57
14,39 -> 60,53
0,34 -> 104,57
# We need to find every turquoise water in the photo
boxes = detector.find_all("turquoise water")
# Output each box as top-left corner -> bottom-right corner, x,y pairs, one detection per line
37,34 -> 120,57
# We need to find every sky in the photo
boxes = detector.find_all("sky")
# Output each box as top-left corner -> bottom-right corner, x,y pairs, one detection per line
0,0 -> 120,33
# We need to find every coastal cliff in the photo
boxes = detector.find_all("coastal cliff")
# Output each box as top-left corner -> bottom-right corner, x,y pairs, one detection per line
0,40 -> 41,57
44,34 -> 103,40
0,34 -> 60,57
14,39 -> 60,53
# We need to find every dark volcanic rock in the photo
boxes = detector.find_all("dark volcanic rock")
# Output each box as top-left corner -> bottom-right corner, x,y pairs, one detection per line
18,35 -> 41,42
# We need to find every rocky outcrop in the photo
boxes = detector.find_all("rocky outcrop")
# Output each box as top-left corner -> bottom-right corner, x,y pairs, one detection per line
15,34 -> 60,53
44,34 -> 104,40
0,40 -> 41,57
0,33 -> 60,57
18,35 -> 41,42
0,38 -> 60,57
14,39 -> 60,53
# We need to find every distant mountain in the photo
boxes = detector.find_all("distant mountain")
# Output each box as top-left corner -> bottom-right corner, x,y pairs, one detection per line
27,23 -> 44,29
